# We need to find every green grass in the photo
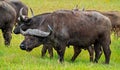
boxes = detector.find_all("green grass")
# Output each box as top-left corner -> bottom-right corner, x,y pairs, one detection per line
0,0 -> 120,70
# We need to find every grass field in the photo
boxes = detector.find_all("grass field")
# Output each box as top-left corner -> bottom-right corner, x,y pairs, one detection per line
0,0 -> 120,70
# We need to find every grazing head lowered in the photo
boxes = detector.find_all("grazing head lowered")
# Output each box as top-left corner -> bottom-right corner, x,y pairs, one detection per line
18,9 -> 112,64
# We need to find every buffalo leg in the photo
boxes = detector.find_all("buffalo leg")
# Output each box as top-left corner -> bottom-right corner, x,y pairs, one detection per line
94,44 -> 102,63
56,45 -> 66,63
71,46 -> 81,62
102,44 -> 111,64
48,45 -> 53,58
41,45 -> 47,57
2,21 -> 14,46
87,46 -> 94,62
100,34 -> 111,64
2,29 -> 12,46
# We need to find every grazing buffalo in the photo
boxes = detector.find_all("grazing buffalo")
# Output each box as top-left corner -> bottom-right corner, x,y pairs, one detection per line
18,9 -> 111,64
0,1 -> 16,46
21,36 -> 53,58
15,9 -> 94,61
9,1 -> 54,58
0,0 -> 28,46
13,9 -> 54,58
5,0 -> 28,34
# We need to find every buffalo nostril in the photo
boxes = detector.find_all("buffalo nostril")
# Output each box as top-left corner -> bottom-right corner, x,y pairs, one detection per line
20,44 -> 26,50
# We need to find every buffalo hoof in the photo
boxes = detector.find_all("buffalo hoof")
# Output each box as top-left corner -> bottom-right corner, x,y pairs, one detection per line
57,59 -> 64,64
5,42 -> 10,47
94,59 -> 98,63
71,58 -> 75,62
5,44 -> 10,47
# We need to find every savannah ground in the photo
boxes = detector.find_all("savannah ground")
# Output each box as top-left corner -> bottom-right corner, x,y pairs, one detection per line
0,0 -> 120,70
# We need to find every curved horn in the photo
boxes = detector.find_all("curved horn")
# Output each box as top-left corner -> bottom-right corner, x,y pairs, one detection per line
47,25 -> 53,36
19,7 -> 27,20
30,8 -> 34,17
20,28 -> 50,37
20,7 -> 24,16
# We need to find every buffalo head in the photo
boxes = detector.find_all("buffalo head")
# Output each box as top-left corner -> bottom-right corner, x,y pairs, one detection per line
20,36 -> 45,51
19,25 -> 52,52
13,8 -> 34,34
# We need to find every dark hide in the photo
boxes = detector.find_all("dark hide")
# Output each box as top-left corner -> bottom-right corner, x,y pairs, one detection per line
19,10 -> 112,64
82,10 -> 120,62
6,0 -> 28,34
102,11 -> 120,37
20,36 -> 53,58
18,12 -> 94,61
0,1 -> 16,46
85,10 -> 120,37
15,13 -> 54,58
8,0 -> 28,22
94,11 -> 120,62
9,0 -> 53,58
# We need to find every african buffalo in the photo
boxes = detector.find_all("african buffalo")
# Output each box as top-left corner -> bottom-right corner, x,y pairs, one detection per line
18,9 -> 111,64
0,0 -> 28,46
0,1 -> 16,46
9,1 -> 54,58
15,9 -> 94,61
5,0 -> 28,34
13,8 -> 54,58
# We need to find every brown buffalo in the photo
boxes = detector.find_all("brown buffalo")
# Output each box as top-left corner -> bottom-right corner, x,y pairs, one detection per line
0,1 -> 16,46
18,9 -> 111,64
6,0 -> 28,34
15,9 -> 94,61
0,0 -> 28,46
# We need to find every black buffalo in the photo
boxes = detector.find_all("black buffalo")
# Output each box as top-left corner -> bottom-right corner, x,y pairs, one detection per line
18,9 -> 111,64
14,9 -> 54,58
0,1 -> 16,46
15,9 -> 94,61
21,35 -> 53,58
0,0 -> 28,46
6,0 -> 28,34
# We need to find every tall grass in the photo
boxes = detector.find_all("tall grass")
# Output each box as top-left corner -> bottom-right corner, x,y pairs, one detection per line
0,0 -> 120,70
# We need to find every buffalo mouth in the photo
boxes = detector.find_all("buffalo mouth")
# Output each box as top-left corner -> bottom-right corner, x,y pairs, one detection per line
26,48 -> 33,52
20,47 -> 33,52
